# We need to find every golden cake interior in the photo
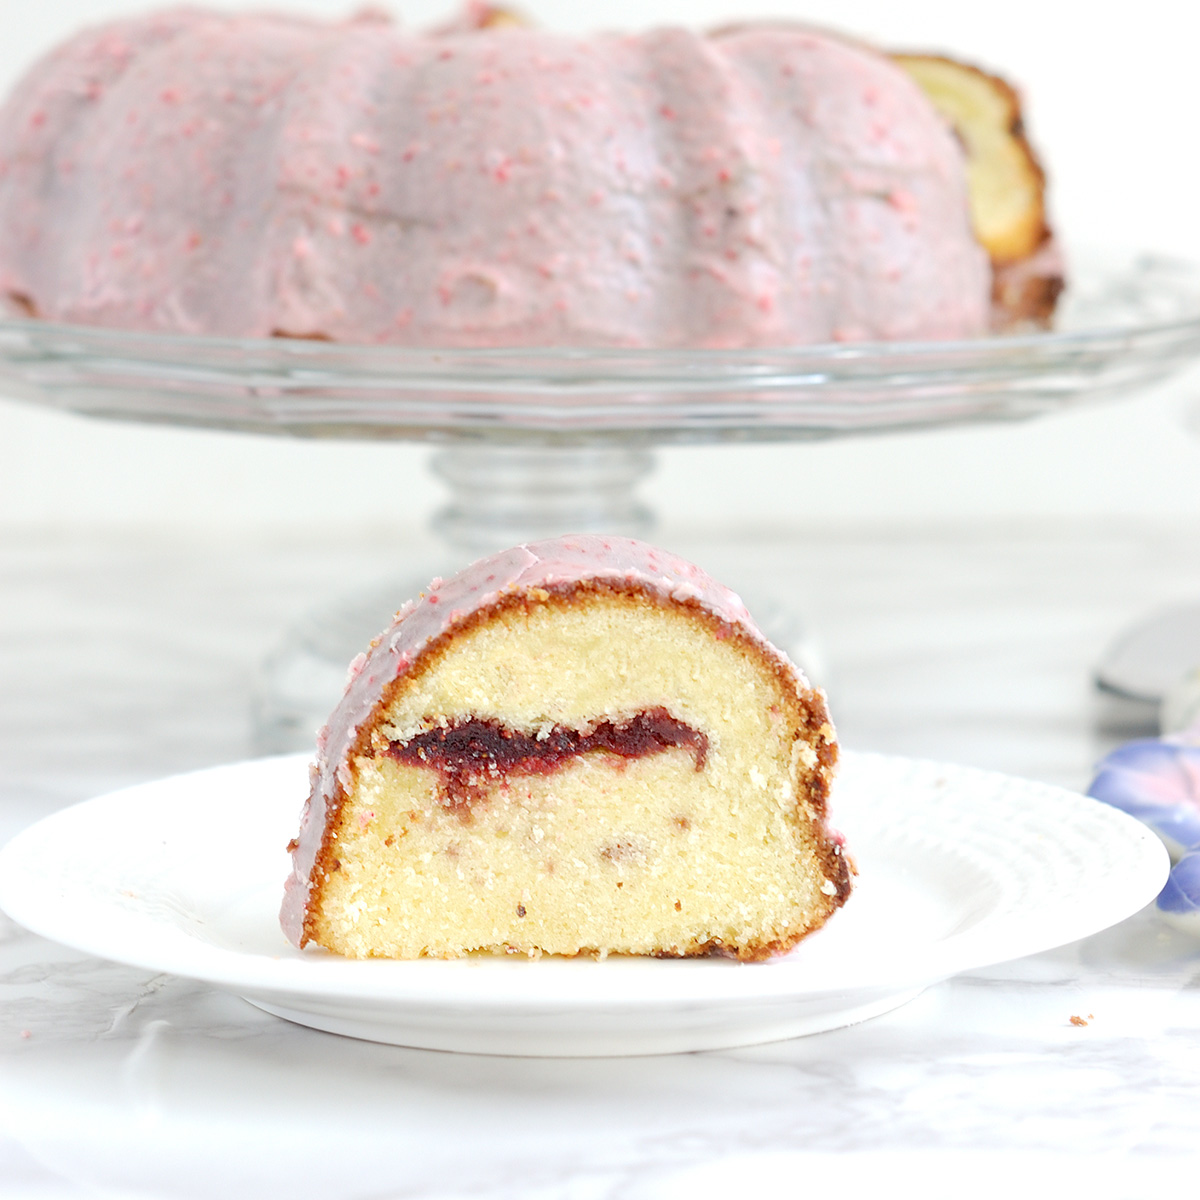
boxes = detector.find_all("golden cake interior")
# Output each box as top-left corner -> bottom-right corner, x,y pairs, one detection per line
895,53 -> 1048,266
305,587 -> 843,961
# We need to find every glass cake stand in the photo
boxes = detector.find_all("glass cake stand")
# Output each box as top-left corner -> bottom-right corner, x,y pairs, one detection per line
2,250 -> 1199,750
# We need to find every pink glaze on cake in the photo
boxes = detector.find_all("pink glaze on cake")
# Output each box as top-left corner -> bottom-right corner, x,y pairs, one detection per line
0,9 -> 989,347
279,534 -> 820,946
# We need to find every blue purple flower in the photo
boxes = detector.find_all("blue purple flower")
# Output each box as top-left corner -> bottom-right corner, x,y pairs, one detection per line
1088,737 -> 1200,857
1088,734 -> 1200,933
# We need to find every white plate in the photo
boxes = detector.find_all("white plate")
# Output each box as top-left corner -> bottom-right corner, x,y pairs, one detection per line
0,752 -> 1168,1057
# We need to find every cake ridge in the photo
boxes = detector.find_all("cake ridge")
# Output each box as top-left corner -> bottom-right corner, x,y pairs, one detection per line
0,9 -> 994,345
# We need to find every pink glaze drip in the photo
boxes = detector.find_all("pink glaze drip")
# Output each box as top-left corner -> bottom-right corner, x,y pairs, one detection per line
0,10 -> 989,347
278,534 -> 818,946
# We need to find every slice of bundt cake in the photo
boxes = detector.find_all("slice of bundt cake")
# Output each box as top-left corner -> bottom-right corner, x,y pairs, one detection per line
280,536 -> 850,961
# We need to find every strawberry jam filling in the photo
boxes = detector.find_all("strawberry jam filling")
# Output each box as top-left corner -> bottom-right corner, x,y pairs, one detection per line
387,708 -> 707,812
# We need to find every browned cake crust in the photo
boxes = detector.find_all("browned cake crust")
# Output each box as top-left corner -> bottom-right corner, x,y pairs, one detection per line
3,291 -> 37,318
991,242 -> 1065,327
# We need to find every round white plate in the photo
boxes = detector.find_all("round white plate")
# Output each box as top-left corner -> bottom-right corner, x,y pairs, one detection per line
0,752 -> 1168,1057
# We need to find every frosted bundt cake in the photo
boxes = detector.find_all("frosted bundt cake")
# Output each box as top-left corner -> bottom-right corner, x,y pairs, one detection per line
280,536 -> 850,960
0,6 -> 1054,347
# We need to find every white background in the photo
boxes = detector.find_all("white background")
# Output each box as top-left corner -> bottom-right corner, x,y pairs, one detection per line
0,0 -> 1197,533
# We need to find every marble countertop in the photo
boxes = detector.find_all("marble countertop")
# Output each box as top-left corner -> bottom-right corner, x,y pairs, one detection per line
2,521 -> 1199,1198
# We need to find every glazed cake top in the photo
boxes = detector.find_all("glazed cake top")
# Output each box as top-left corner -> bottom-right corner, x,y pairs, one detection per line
279,534 -> 809,944
0,8 -> 988,345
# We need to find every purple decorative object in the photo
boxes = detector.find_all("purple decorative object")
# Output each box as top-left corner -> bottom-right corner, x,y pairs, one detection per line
1087,737 -> 1200,858
1156,850 -> 1200,935
1088,734 -> 1200,931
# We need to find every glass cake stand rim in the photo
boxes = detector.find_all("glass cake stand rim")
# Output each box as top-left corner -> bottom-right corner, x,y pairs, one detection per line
0,249 -> 1197,446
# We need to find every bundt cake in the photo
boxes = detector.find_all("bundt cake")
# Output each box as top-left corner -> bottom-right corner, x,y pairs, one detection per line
279,535 -> 850,960
0,6 -> 1056,348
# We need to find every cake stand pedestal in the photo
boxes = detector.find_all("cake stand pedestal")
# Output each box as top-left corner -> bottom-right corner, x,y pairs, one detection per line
254,443 -> 666,751
429,443 -> 655,553
1,250 -> 1198,752
252,442 -> 814,750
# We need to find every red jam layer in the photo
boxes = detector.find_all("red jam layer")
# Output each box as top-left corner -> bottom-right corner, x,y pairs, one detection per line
387,708 -> 707,811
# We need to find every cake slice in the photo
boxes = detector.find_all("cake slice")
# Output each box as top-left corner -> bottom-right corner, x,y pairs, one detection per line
280,536 -> 850,961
